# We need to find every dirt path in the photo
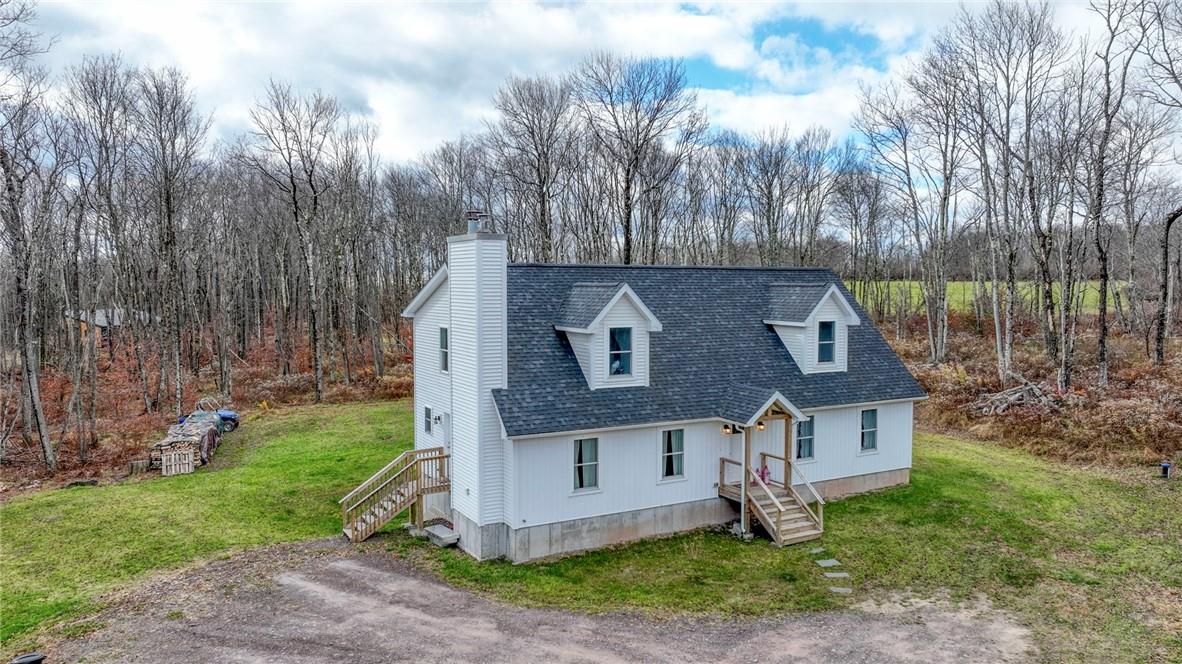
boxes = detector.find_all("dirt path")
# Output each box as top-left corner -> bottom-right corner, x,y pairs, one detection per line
50,539 -> 1033,663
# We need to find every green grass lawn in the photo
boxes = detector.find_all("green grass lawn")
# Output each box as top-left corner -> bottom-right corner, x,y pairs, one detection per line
2,401 -> 1179,662
0,402 -> 412,649
846,280 -> 1117,315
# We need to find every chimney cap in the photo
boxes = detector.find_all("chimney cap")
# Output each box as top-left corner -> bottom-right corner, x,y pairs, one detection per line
465,209 -> 492,234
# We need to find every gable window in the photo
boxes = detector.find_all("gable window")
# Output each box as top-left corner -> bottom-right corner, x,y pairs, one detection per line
439,327 -> 449,372
796,416 -> 815,460
818,321 -> 836,364
860,408 -> 878,452
424,406 -> 433,434
574,438 -> 599,490
608,327 -> 632,376
660,429 -> 684,479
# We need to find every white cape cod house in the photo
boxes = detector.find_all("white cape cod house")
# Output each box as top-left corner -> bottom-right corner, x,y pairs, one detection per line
341,220 -> 925,562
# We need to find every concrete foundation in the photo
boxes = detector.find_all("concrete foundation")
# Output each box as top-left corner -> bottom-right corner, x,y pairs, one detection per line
504,497 -> 737,563
451,509 -> 511,561
449,468 -> 908,563
802,467 -> 909,499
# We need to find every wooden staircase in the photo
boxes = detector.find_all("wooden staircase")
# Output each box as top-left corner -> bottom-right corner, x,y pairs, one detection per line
719,457 -> 825,546
339,447 -> 450,543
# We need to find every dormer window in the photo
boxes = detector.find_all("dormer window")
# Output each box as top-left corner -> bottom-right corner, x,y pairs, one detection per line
608,327 -> 632,376
818,321 -> 835,364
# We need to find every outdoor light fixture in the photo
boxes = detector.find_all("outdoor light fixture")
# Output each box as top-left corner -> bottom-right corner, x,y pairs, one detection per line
756,420 -> 766,431
721,424 -> 734,435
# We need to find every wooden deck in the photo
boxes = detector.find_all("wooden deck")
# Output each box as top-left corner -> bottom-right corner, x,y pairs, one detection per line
719,454 -> 825,546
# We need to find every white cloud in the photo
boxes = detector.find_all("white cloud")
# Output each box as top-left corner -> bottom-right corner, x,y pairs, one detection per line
32,1 -> 1091,161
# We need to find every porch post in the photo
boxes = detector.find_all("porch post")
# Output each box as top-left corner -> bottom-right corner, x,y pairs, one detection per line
784,415 -> 792,489
741,425 -> 752,534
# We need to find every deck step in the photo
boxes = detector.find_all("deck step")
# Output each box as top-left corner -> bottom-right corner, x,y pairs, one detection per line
425,523 -> 460,547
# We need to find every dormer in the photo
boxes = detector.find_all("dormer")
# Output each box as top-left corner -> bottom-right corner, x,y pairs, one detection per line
555,282 -> 662,389
763,282 -> 860,374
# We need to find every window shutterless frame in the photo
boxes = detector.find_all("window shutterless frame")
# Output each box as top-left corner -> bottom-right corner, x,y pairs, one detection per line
439,327 -> 449,373
796,416 -> 815,460
860,408 -> 878,451
607,327 -> 633,376
424,406 -> 432,434
660,428 -> 684,479
573,437 -> 599,491
818,321 -> 836,364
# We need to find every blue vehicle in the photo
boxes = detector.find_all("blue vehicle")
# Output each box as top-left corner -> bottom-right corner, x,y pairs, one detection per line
179,397 -> 240,433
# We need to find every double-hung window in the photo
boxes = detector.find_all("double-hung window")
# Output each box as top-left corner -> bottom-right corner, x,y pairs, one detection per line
574,438 -> 599,490
796,416 -> 815,460
424,406 -> 433,434
860,408 -> 878,452
818,321 -> 836,364
439,327 -> 449,373
660,429 -> 684,479
608,327 -> 632,376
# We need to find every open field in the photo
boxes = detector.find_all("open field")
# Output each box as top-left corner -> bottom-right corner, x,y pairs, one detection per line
2,401 -> 1179,662
846,280 -> 1119,315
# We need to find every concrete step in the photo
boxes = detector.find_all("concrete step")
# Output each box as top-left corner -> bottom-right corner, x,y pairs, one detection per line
425,523 -> 459,547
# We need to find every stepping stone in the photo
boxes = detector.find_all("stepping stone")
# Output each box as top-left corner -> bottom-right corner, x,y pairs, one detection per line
815,559 -> 841,568
829,587 -> 853,594
808,547 -> 825,554
824,572 -> 850,579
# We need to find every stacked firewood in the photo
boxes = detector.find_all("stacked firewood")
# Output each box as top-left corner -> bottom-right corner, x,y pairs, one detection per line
150,414 -> 222,472
967,373 -> 1060,415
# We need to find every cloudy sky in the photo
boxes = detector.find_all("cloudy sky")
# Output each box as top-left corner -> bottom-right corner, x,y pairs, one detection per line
33,1 -> 1098,161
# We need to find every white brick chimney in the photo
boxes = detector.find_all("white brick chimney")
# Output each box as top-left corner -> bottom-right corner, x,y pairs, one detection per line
446,211 -> 509,557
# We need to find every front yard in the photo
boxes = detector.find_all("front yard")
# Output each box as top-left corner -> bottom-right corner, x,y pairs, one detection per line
1,401 -> 1178,662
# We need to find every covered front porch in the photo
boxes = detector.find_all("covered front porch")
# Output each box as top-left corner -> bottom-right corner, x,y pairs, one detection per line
716,394 -> 825,546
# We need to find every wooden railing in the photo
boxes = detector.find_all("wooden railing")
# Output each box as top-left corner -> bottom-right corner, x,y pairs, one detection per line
759,451 -> 824,532
746,466 -> 788,544
339,447 -> 449,543
719,457 -> 742,500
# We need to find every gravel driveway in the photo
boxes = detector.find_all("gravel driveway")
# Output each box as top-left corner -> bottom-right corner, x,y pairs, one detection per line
49,539 -> 1033,663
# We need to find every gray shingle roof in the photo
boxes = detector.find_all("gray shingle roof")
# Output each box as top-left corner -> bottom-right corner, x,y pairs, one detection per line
492,265 -> 925,438
555,282 -> 623,329
768,282 -> 830,322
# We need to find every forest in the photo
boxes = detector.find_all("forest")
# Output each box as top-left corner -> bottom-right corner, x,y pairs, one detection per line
1,0 -> 1180,483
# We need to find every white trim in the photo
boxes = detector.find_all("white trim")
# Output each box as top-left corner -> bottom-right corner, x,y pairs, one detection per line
511,417 -> 724,441
605,325 -> 634,379
801,396 -> 926,414
763,284 -> 861,327
401,266 -> 448,318
743,391 -> 808,426
657,427 -> 686,482
556,284 -> 663,333
507,397 -> 924,441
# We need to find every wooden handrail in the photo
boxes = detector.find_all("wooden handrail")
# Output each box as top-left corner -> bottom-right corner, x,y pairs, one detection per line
747,466 -> 787,514
788,463 -> 824,530
339,447 -> 444,505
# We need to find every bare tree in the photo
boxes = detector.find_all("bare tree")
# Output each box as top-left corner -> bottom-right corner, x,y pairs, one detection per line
245,81 -> 340,402
1086,0 -> 1146,387
574,53 -> 706,263
484,75 -> 576,262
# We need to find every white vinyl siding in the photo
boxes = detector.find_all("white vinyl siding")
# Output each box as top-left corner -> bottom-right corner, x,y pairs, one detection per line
511,402 -> 914,528
412,279 -> 450,451
771,291 -> 853,374
567,295 -> 651,389
446,234 -> 508,525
